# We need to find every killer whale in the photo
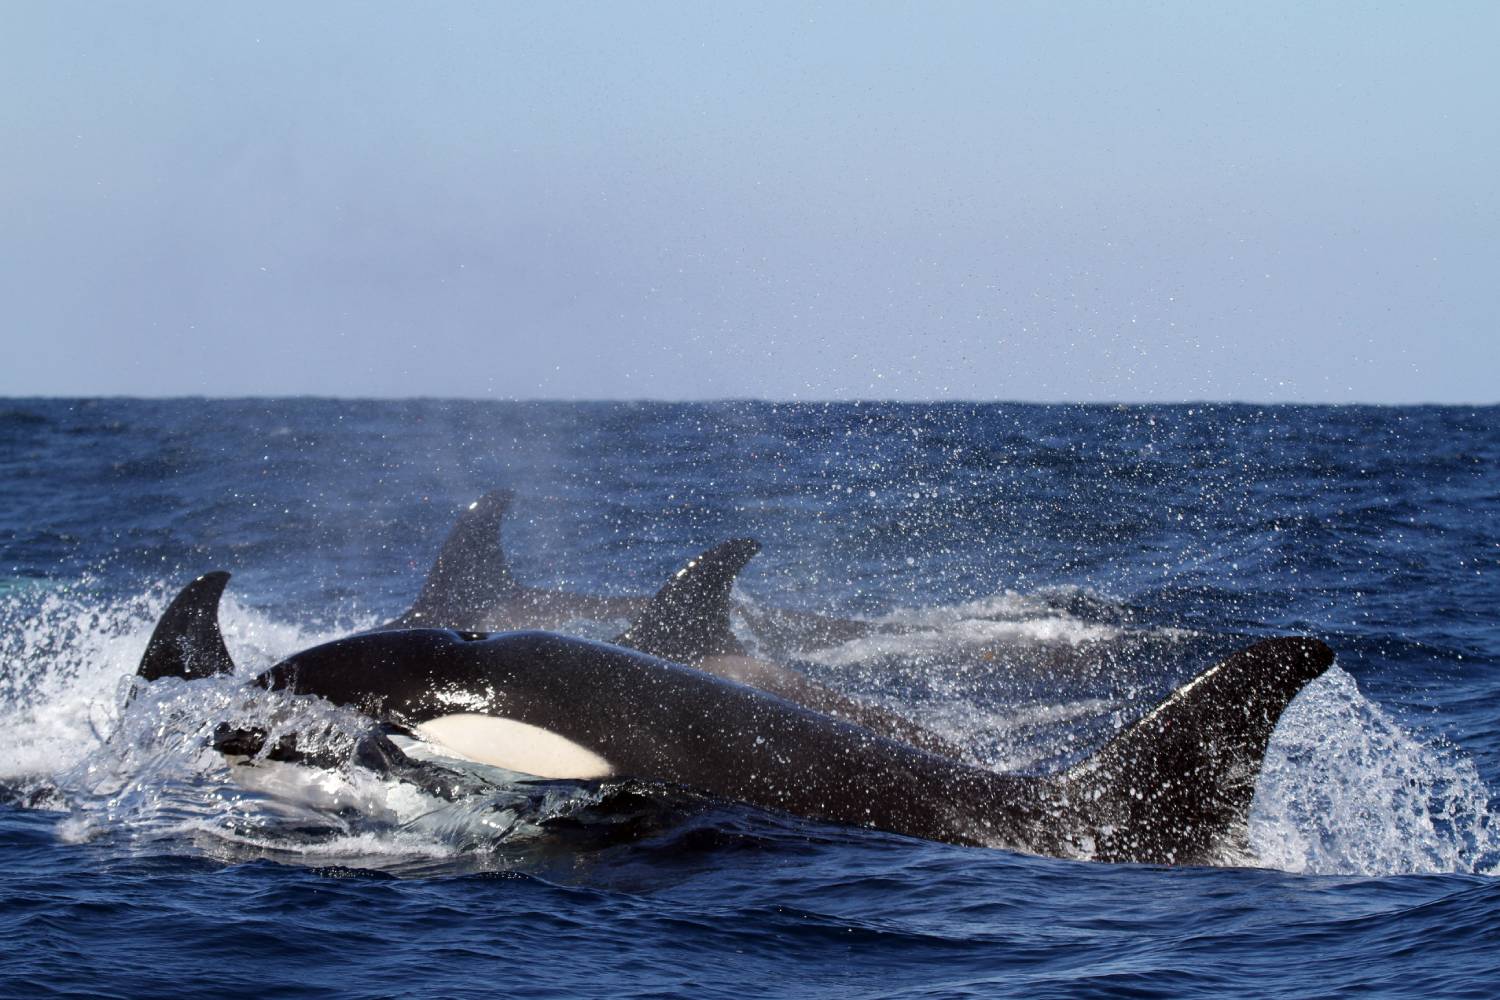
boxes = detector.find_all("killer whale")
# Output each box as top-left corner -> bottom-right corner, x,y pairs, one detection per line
385,495 -> 958,751
386,490 -> 885,652
613,538 -> 967,757
383,490 -> 649,630
388,493 -> 1206,707
138,573 -> 1335,864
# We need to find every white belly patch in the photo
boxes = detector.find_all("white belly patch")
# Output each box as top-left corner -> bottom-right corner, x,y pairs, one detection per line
413,713 -> 613,780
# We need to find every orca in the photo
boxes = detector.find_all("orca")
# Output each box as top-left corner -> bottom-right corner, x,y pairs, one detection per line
137,573 -> 1335,865
382,499 -> 962,754
383,490 -> 648,631
386,490 -> 885,653
613,538 -> 967,758
398,510 -> 1194,754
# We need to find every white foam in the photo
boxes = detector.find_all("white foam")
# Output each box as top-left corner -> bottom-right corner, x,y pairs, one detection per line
875,589 -> 1058,627
0,582 -> 480,864
0,581 -> 364,780
805,616 -> 1123,669
1251,666 -> 1500,876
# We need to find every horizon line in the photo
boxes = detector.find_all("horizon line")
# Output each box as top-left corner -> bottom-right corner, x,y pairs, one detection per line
2,394 -> 1497,408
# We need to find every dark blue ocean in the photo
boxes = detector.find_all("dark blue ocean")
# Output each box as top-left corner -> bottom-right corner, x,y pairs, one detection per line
2,399 -> 1497,998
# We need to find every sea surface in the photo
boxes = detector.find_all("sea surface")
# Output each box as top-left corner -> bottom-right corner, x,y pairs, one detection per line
1,398 -> 1497,998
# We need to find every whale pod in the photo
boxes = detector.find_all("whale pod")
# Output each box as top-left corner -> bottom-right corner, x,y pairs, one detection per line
136,574 -> 1334,865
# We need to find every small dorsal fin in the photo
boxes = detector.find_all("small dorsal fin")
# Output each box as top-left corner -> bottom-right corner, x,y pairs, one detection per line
137,571 -> 237,681
613,538 -> 761,664
396,490 -> 517,628
1064,636 -> 1334,864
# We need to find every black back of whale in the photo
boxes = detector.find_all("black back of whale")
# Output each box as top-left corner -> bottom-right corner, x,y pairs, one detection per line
259,627 -> 1059,850
262,629 -> 1330,863
379,497 -> 928,747
613,537 -> 968,759
138,573 -> 1334,863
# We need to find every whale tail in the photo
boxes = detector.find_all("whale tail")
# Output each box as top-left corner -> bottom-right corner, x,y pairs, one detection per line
390,489 -> 518,628
137,571 -> 238,681
614,538 -> 762,664
1061,636 -> 1334,864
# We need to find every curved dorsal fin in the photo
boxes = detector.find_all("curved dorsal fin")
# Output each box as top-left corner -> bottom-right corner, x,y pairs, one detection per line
137,571 -> 237,681
1064,636 -> 1335,864
613,538 -> 761,664
397,490 -> 517,628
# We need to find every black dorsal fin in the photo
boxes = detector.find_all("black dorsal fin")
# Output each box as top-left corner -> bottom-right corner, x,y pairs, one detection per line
396,490 -> 517,628
613,538 -> 762,664
137,571 -> 237,681
1064,636 -> 1335,864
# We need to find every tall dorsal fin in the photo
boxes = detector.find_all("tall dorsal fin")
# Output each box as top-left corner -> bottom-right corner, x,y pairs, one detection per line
137,571 -> 237,681
613,538 -> 761,664
396,490 -> 517,628
1064,636 -> 1334,864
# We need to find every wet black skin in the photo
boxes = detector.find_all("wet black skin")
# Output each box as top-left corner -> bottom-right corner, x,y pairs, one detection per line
139,574 -> 1335,864
260,629 -> 1062,854
257,628 -> 1334,864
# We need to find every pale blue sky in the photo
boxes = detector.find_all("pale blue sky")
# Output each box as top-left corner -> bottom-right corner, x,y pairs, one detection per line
2,2 -> 1495,401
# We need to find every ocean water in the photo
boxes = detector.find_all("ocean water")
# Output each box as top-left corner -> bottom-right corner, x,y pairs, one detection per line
1,398 -> 1497,998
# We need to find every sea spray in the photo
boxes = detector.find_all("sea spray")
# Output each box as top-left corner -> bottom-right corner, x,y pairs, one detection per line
0,578 -> 366,779
1251,666 -> 1500,876
7,579 -> 1500,878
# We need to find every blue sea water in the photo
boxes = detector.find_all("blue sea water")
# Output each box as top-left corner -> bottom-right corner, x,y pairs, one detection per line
1,398 -> 1497,998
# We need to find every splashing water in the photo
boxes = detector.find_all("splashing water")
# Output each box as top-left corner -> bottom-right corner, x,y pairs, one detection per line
1251,666 -> 1500,876
5,578 -> 1499,877
0,578 -> 361,781
3,399 -> 1496,995
0,582 -> 702,869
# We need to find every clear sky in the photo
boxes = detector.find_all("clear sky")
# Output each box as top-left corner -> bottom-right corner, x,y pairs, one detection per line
1,2 -> 1495,402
